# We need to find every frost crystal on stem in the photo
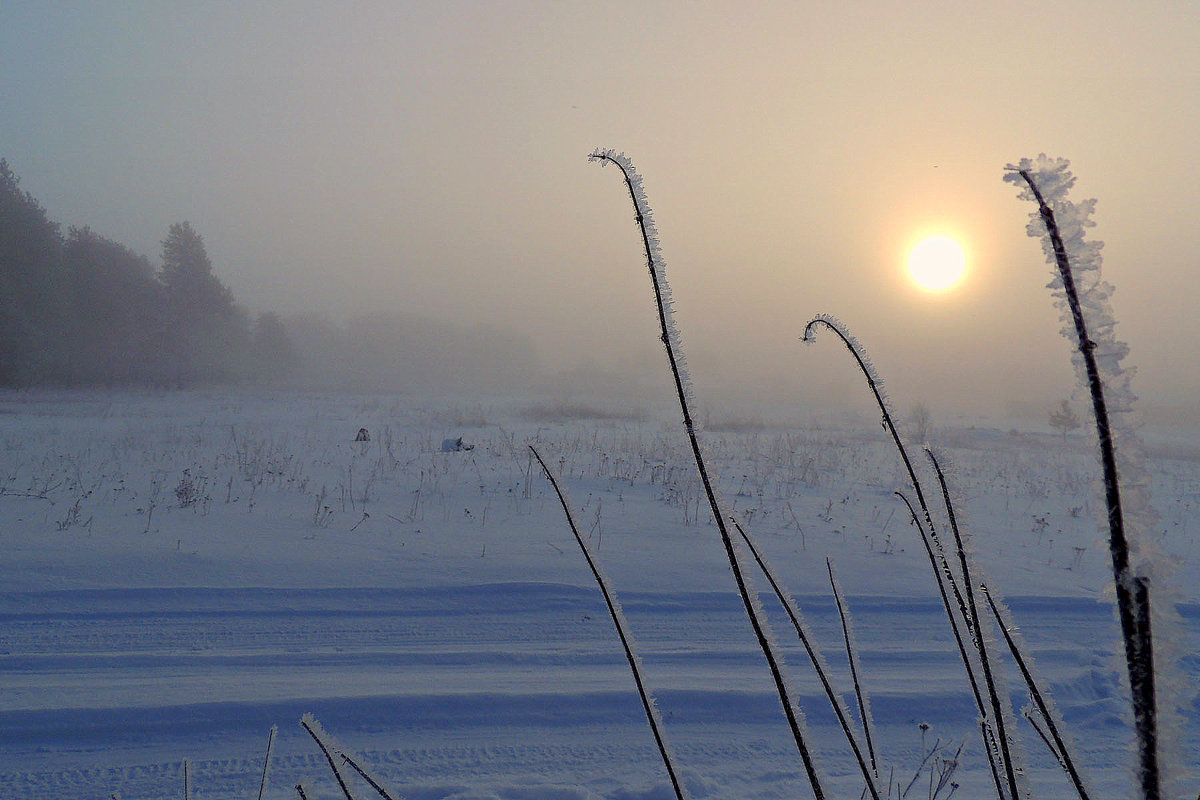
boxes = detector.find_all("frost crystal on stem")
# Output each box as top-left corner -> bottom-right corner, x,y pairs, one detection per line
591,148 -> 828,799
1005,155 -> 1187,799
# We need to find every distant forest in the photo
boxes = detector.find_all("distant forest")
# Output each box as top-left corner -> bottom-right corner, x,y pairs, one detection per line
0,158 -> 298,388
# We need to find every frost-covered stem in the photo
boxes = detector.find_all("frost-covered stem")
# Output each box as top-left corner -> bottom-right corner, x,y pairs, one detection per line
531,444 -> 690,800
339,752 -> 400,800
982,721 -> 1007,800
803,320 -> 981,649
925,449 -> 1021,800
1014,168 -> 1158,800
592,150 -> 825,799
983,587 -> 1092,800
803,318 -> 936,536
183,759 -> 191,800
257,725 -> 277,800
826,557 -> 880,781
301,716 -> 358,800
896,491 -> 1005,798
1023,711 -> 1065,770
732,518 -> 882,799
802,316 -> 1007,793
296,785 -> 311,800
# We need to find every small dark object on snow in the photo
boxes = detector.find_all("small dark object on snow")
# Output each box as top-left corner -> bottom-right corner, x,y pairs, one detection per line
441,436 -> 473,452
355,428 -> 370,442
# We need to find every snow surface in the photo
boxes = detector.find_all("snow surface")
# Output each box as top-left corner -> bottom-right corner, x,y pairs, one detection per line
0,390 -> 1197,800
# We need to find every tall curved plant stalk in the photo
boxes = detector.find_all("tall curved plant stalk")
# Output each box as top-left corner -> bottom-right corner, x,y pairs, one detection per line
531,444 -> 690,800
803,318 -> 982,660
804,316 -> 1020,800
298,715 -> 400,800
1006,157 -> 1160,800
590,148 -> 826,800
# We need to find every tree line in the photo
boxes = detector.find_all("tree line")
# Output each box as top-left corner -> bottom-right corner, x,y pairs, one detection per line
0,158 -> 297,387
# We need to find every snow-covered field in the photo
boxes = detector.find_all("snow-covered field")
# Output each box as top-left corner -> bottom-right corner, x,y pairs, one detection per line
1,390 -> 1197,800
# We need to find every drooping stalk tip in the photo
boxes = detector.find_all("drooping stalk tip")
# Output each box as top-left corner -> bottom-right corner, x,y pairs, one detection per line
591,149 -> 827,800
805,314 -> 1019,800
801,316 -> 934,535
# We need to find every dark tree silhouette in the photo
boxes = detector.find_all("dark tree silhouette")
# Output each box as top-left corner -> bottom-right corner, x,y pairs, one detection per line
0,159 -> 68,384
159,222 -> 233,315
0,159 -> 299,388
158,221 -> 247,384
63,226 -> 167,384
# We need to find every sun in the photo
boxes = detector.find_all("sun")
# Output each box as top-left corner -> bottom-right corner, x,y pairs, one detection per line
907,235 -> 967,292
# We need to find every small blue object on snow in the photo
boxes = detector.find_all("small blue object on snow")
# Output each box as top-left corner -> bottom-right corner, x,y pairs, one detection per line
441,437 -> 473,452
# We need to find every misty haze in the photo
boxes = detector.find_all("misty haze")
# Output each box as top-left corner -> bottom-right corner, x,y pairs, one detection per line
1,3 -> 1198,800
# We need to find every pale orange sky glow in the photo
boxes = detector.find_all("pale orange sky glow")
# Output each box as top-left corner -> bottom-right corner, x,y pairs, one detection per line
2,1 -> 1197,421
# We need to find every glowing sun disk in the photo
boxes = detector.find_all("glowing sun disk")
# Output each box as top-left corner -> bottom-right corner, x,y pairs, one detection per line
908,236 -> 966,291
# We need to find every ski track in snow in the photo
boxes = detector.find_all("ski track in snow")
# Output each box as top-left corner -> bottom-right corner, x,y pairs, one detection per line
0,391 -> 1197,799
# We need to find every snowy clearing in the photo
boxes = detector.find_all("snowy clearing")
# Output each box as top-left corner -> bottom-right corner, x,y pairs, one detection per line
0,390 -> 1197,800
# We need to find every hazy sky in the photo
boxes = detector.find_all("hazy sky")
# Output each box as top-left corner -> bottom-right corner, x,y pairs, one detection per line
2,1 -> 1197,420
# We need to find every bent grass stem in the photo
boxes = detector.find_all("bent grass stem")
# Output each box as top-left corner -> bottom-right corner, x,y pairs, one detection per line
827,557 -> 880,781
733,519 -> 883,799
592,149 -> 825,799
805,314 -> 1013,799
531,444 -> 689,800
